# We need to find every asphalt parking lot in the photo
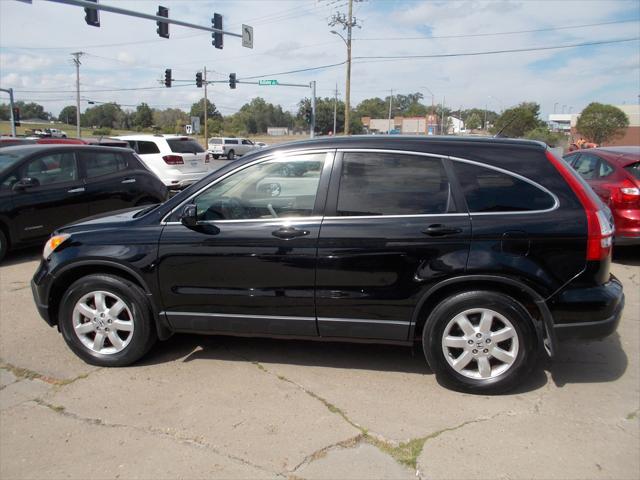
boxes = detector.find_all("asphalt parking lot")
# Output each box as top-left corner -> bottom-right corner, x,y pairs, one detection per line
0,247 -> 638,480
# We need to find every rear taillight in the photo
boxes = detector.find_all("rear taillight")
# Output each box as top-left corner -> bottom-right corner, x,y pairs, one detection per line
205,153 -> 211,163
546,150 -> 614,260
162,155 -> 184,165
618,179 -> 640,203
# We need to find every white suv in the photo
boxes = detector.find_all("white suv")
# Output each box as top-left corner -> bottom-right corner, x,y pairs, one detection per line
208,137 -> 260,160
116,135 -> 212,189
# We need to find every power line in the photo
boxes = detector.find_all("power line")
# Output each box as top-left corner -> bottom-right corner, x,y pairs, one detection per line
354,18 -> 640,41
353,37 -> 639,61
17,84 -> 196,93
239,61 -> 347,80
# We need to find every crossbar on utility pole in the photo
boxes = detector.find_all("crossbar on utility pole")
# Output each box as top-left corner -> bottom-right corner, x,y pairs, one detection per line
46,0 -> 243,37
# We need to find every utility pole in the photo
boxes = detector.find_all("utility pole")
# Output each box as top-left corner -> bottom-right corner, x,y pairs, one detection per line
329,0 -> 361,135
333,83 -> 338,135
71,52 -> 83,138
203,66 -> 208,144
441,97 -> 446,135
310,80 -> 316,139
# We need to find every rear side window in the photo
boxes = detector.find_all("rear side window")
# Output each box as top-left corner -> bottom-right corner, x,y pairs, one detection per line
136,141 -> 160,155
225,139 -> 239,145
452,161 -> 555,213
81,151 -> 128,178
337,152 -> 452,216
625,162 -> 640,179
167,139 -> 205,153
573,153 -> 599,180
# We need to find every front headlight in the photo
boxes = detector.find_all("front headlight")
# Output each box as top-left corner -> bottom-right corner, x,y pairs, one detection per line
43,234 -> 71,259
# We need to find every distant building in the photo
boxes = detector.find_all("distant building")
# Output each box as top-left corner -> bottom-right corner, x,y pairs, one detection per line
447,116 -> 464,134
361,115 -> 441,135
267,127 -> 290,136
548,114 -> 572,133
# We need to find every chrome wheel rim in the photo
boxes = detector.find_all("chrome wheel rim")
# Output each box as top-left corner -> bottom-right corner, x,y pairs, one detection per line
441,308 -> 519,380
72,291 -> 134,355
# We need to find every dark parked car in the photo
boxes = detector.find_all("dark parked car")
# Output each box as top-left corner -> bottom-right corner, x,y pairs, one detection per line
564,146 -> 639,245
31,136 -> 624,393
0,145 -> 168,260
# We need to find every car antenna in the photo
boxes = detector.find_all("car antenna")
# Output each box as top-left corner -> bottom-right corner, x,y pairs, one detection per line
493,113 -> 516,138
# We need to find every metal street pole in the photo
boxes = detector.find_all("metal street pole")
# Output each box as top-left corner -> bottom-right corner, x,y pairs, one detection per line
387,89 -> 393,134
344,0 -> 352,135
333,83 -> 337,135
0,88 -> 17,137
72,52 -> 83,138
310,80 -> 316,139
203,67 -> 208,143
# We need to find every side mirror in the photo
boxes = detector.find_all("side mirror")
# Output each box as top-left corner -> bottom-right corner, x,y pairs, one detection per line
180,204 -> 198,227
13,177 -> 40,191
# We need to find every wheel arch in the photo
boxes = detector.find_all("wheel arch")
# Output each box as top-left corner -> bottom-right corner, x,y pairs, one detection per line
410,275 -> 556,356
48,261 -> 172,340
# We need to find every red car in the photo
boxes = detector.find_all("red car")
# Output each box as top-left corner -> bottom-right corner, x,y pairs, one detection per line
564,146 -> 640,245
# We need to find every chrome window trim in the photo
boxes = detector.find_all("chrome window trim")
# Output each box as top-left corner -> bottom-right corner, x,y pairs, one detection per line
322,213 -> 468,221
336,148 -> 559,216
161,148 -> 335,224
164,216 -> 324,226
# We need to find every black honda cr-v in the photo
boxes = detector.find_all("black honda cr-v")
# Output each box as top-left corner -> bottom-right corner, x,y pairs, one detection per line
31,136 -> 624,393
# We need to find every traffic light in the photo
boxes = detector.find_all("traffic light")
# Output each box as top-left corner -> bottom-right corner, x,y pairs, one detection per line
156,6 -> 169,38
229,73 -> 236,89
84,0 -> 100,27
196,72 -> 203,88
304,107 -> 312,124
212,13 -> 223,49
164,69 -> 172,88
12,107 -> 20,127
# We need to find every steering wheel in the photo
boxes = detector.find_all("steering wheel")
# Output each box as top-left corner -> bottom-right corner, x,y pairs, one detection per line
203,197 -> 246,220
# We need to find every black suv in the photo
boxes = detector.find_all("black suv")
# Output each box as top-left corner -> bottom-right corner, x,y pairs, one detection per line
0,145 -> 168,260
31,137 -> 624,393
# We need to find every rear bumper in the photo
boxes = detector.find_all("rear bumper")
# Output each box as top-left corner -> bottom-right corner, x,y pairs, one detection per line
549,275 -> 624,341
159,171 -> 208,189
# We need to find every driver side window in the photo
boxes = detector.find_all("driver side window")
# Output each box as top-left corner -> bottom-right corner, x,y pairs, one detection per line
194,153 -> 327,221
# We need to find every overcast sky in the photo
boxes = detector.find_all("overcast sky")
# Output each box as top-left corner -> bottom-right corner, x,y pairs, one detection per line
1,0 -> 638,118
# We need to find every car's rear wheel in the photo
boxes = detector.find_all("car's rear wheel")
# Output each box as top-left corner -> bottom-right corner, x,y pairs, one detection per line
58,274 -> 156,366
227,150 -> 235,160
212,154 -> 220,159
423,291 -> 537,394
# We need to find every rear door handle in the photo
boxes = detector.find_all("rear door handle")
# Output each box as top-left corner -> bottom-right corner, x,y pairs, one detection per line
422,224 -> 462,236
67,187 -> 85,193
121,178 -> 136,184
272,226 -> 310,239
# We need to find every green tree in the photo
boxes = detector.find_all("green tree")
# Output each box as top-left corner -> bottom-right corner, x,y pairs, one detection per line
132,103 -> 154,129
0,103 -> 11,121
189,99 -> 221,126
153,108 -> 189,133
492,102 -> 543,137
58,105 -> 77,125
576,102 -> 629,145
465,113 -> 482,130
81,103 -> 125,129
13,101 -> 51,120
524,126 -> 566,147
355,97 -> 387,119
297,97 -> 362,135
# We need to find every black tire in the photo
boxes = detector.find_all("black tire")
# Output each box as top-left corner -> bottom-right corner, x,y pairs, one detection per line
58,274 -> 157,367
227,150 -> 235,160
422,290 -> 538,394
0,229 -> 7,262
212,154 -> 220,159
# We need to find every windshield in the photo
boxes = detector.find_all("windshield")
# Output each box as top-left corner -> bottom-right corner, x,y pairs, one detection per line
167,139 -> 205,153
0,151 -> 24,172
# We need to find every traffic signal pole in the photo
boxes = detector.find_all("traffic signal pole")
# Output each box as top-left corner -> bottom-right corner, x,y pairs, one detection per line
203,67 -> 208,143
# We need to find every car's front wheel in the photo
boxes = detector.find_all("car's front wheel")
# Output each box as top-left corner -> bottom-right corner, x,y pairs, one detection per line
58,274 -> 157,366
423,291 -> 537,394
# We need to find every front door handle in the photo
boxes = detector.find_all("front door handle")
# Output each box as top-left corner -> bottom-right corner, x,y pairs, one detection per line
422,224 -> 462,237
272,226 -> 310,240
67,187 -> 85,193
121,178 -> 136,184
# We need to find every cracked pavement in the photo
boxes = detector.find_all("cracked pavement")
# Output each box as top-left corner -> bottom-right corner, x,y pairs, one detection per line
1,248 -> 639,479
